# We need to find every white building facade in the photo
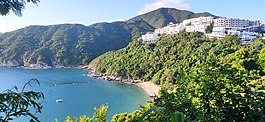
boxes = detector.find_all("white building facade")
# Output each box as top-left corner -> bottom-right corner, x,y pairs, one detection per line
141,16 -> 264,44
141,32 -> 159,44
213,18 -> 260,32
183,16 -> 214,26
141,16 -> 214,43
206,17 -> 263,43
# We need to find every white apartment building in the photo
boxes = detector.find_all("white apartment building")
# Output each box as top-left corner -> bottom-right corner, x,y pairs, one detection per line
141,32 -> 159,44
141,16 -> 263,44
205,32 -> 226,40
207,18 -> 263,43
185,25 -> 210,33
154,22 -> 185,35
142,16 -> 215,43
226,30 -> 258,40
183,16 -> 214,26
206,29 -> 259,42
214,18 -> 261,32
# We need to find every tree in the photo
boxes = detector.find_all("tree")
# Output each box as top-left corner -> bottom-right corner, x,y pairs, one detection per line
139,106 -> 184,122
94,105 -> 108,122
0,0 -> 40,16
258,47 -> 265,72
110,103 -> 154,122
0,79 -> 44,122
205,22 -> 214,33
62,104 -> 108,122
154,60 -> 265,121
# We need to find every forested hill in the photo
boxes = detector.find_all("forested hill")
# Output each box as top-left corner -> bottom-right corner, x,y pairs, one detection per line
130,8 -> 218,28
0,8 -> 217,67
90,32 -> 265,84
0,20 -> 154,67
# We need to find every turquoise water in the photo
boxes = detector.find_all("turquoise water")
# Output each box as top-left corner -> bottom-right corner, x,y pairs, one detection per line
0,68 -> 150,122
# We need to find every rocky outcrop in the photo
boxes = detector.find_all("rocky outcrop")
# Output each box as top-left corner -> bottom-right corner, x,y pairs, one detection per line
0,60 -> 22,67
0,59 -> 67,69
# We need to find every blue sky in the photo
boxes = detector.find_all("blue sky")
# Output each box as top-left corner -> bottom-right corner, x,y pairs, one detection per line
0,0 -> 264,32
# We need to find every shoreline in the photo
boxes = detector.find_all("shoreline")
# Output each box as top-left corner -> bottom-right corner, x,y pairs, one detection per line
2,65 -> 161,97
134,81 -> 160,97
86,66 -> 160,97
0,65 -> 87,69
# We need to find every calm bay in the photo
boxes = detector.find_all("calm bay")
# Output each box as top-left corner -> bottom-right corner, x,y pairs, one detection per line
0,67 -> 150,121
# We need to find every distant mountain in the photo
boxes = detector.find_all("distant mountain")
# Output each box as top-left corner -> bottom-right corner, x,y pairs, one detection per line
0,8 -> 217,67
0,20 -> 154,67
130,8 -> 218,28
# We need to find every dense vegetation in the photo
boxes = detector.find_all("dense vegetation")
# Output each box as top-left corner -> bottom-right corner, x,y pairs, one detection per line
90,32 -> 265,121
130,8 -> 217,28
91,32 -> 265,84
3,4 -> 264,121
0,20 -> 154,67
60,104 -> 108,122
0,8 -> 217,67
0,79 -> 44,122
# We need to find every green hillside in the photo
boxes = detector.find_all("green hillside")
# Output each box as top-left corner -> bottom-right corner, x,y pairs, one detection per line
0,20 -> 154,67
89,32 -> 265,121
130,8 -> 218,28
0,8 -> 217,67
90,32 -> 265,84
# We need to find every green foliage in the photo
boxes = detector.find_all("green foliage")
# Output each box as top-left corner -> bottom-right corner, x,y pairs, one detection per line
62,116 -> 93,122
90,31 -> 265,121
111,103 -> 154,122
130,8 -> 217,28
171,112 -> 184,122
62,104 -> 108,122
0,0 -> 39,16
94,105 -> 108,122
91,32 -> 265,85
154,61 -> 265,121
139,106 -> 184,122
0,44 -> 4,50
258,47 -> 265,72
0,79 -> 44,122
0,8 -> 217,67
139,106 -> 166,122
0,21 -> 154,67
205,22 -> 214,33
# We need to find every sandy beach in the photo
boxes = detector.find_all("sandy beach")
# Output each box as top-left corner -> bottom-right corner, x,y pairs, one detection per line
135,81 -> 160,97
85,66 -> 160,97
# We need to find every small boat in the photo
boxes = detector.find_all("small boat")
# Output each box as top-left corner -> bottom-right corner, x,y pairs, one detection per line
56,99 -> 63,102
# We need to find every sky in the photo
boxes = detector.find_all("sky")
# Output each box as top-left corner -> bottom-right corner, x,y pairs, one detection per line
0,0 -> 264,32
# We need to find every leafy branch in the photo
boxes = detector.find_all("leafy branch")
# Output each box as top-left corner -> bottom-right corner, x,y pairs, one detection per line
0,79 -> 44,122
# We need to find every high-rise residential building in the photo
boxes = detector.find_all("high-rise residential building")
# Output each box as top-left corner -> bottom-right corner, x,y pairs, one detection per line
141,16 -> 263,44
214,18 -> 261,31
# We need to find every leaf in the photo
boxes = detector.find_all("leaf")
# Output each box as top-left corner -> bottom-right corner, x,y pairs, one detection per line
139,106 -> 166,122
171,112 -> 184,122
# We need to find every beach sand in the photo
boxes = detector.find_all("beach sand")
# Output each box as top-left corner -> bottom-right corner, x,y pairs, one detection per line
135,82 -> 160,97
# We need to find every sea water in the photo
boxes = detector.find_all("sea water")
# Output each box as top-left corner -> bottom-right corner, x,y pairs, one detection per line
0,67 -> 150,122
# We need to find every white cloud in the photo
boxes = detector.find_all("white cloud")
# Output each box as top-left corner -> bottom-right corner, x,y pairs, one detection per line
138,0 -> 191,15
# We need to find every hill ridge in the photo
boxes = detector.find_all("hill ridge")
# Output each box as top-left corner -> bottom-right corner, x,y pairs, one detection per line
0,8 -> 217,67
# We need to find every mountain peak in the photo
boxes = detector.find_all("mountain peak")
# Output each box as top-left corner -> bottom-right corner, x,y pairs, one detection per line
131,7 -> 217,28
